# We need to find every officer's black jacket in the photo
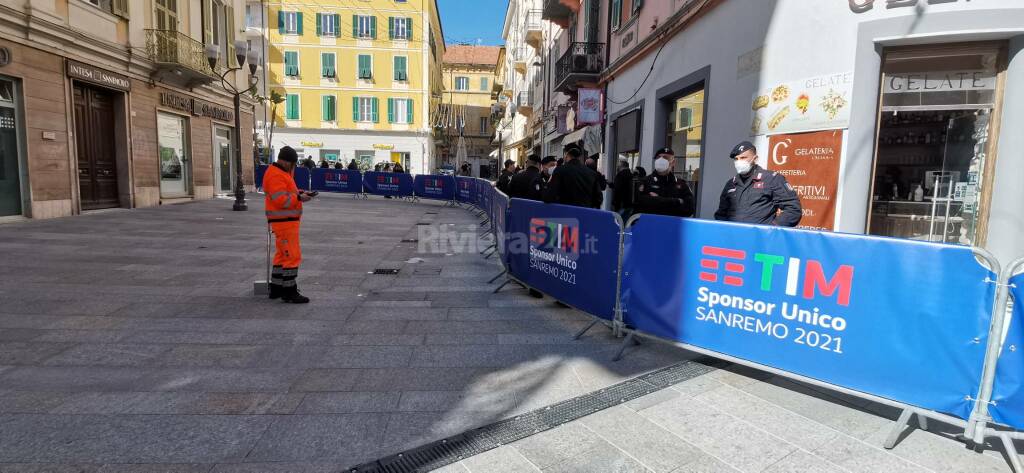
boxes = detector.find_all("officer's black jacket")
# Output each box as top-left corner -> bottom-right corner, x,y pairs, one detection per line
635,172 -> 695,217
543,160 -> 603,208
714,165 -> 802,227
496,170 -> 514,194
611,169 -> 635,211
508,166 -> 544,201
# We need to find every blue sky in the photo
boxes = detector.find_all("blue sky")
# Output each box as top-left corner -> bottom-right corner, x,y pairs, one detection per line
437,0 -> 507,46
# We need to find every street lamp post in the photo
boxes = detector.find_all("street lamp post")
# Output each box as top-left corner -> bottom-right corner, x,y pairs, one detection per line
206,41 -> 260,211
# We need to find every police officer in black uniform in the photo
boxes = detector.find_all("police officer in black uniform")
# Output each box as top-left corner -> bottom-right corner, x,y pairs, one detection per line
508,155 -> 545,201
714,141 -> 802,227
543,146 -> 602,208
496,159 -> 515,194
540,156 -> 557,184
634,147 -> 695,218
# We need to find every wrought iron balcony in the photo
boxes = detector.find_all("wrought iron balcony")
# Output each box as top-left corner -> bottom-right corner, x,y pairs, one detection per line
145,29 -> 219,86
517,91 -> 533,117
553,42 -> 604,93
525,10 -> 543,49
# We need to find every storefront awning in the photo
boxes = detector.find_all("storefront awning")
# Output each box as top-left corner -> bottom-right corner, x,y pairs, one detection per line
562,126 -> 589,146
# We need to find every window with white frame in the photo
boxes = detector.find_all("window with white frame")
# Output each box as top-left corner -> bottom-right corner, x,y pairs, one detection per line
355,97 -> 377,122
455,77 -> 469,91
320,13 -> 338,36
356,15 -> 375,39
283,11 -> 298,34
391,17 -> 410,40
391,98 -> 412,124
480,117 -> 488,134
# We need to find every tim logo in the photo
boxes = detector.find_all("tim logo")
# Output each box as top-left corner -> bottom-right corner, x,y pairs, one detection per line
326,172 -> 349,182
425,178 -> 445,188
699,246 -> 854,306
530,218 -> 579,255
459,181 -> 470,190
377,175 -> 399,184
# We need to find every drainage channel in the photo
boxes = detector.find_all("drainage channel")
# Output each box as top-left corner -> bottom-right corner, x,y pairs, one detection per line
346,358 -> 721,473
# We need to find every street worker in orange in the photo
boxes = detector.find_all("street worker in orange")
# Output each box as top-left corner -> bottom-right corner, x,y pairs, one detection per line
264,146 -> 316,303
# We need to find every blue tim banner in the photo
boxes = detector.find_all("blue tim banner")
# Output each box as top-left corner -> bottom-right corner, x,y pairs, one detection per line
256,165 -> 267,189
293,167 -> 311,191
990,272 -> 1024,429
363,172 -> 414,197
311,169 -> 361,193
491,191 -> 510,266
506,198 -> 621,321
455,177 -> 475,204
620,215 -> 994,420
414,175 -> 456,201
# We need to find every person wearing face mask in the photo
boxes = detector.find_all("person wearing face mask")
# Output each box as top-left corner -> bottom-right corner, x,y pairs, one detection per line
633,148 -> 695,218
508,154 -> 545,201
543,146 -> 603,208
714,141 -> 801,226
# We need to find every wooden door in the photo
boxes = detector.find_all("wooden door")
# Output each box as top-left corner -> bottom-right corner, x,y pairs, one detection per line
74,84 -> 119,210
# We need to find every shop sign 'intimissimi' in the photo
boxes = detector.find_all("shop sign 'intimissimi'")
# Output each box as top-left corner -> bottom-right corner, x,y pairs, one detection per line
768,130 -> 844,231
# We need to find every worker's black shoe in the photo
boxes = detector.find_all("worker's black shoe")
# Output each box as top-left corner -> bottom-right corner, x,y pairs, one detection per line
281,287 -> 310,304
268,283 -> 283,300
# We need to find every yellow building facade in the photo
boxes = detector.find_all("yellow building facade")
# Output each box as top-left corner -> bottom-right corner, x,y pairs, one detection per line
438,45 -> 501,177
264,0 -> 444,173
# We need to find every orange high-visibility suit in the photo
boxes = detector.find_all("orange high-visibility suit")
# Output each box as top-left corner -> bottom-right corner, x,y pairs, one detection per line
263,164 -> 303,293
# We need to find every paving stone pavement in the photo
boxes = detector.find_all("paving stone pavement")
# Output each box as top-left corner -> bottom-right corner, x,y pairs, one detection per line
0,194 -> 1015,472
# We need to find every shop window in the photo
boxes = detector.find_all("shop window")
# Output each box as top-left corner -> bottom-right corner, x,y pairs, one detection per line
665,88 -> 705,207
868,43 -> 1004,246
320,149 -> 340,162
157,112 -> 191,197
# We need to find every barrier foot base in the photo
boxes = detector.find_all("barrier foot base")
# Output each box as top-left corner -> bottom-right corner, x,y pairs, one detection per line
488,270 -> 507,284
493,278 -> 524,294
884,409 -> 915,449
573,319 -> 600,341
480,244 -> 496,255
612,332 -> 640,362
484,249 -> 497,259
999,433 -> 1023,473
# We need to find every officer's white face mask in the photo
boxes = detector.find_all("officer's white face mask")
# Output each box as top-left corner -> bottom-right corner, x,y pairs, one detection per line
734,158 -> 754,175
654,158 -> 671,174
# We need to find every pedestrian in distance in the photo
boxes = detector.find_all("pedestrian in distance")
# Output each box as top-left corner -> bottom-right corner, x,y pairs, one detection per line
264,146 -> 316,304
611,159 -> 635,217
634,147 -> 695,218
393,162 -> 405,173
303,156 -> 316,170
347,159 -> 359,170
543,145 -> 603,209
496,159 -> 515,194
585,154 -> 607,191
714,141 -> 802,227
319,158 -> 329,169
508,155 -> 544,201
333,161 -> 343,170
540,156 -> 557,184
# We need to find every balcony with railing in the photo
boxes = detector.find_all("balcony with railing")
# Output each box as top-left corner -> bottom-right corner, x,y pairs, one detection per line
145,29 -> 220,86
554,42 -> 605,93
524,10 -> 543,50
512,48 -> 528,75
517,91 -> 533,117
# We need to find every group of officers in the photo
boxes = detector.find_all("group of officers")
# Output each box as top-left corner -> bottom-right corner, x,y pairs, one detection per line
493,140 -> 802,227
261,140 -> 802,304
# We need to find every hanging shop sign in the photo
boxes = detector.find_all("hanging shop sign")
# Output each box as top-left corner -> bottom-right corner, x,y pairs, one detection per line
300,141 -> 323,148
577,88 -> 603,125
159,91 -> 234,122
373,144 -> 395,150
768,130 -> 844,231
750,72 -> 853,136
66,60 -> 131,91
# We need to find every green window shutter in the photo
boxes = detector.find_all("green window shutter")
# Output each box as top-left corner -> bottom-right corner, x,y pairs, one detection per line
278,10 -> 284,34
389,17 -> 395,40
321,53 -> 327,77
387,98 -> 394,123
352,15 -> 359,37
406,99 -> 413,124
330,96 -> 336,121
286,95 -> 297,120
321,96 -> 329,121
316,13 -> 322,36
370,16 -> 377,39
352,97 -> 360,122
407,18 -> 413,40
296,12 -> 303,35
371,97 -> 379,123
481,78 -> 488,91
284,52 -> 296,76
333,14 -> 341,35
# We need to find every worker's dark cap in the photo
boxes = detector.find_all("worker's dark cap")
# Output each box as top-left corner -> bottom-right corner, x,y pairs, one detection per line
277,146 -> 298,163
525,155 -> 541,164
729,141 -> 756,159
655,147 -> 675,156
541,156 -> 557,165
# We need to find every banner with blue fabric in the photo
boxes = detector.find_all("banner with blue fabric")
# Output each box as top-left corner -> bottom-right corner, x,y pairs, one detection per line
455,177 -> 475,204
620,215 -> 994,420
362,172 -> 414,197
491,191 -> 510,266
414,175 -> 456,201
989,272 -> 1024,429
311,169 -> 361,193
256,165 -> 267,189
293,167 -> 311,191
505,198 -> 621,321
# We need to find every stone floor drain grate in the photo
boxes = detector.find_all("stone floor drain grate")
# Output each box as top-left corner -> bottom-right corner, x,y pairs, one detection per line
372,268 -> 401,275
346,359 -> 716,473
